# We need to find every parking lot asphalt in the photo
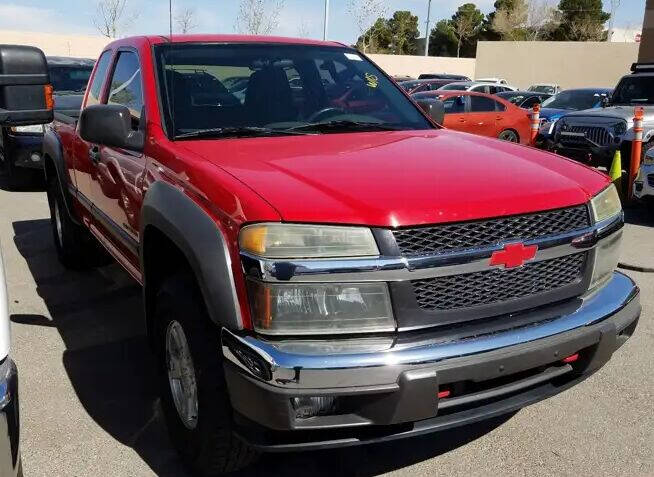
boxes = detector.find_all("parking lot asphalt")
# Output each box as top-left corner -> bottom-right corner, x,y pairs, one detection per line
0,179 -> 652,477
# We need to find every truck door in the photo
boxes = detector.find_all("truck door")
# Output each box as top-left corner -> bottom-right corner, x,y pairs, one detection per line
87,50 -> 147,262
73,50 -> 113,205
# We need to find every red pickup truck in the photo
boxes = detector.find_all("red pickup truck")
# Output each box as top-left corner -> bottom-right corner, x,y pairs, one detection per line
43,35 -> 639,476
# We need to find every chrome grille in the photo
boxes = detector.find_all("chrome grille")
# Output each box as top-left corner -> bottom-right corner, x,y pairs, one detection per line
559,126 -> 611,147
648,174 -> 654,188
392,205 -> 590,257
412,253 -> 586,311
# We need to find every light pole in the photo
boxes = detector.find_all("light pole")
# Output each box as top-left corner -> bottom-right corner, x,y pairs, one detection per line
324,0 -> 330,40
424,0 -> 432,56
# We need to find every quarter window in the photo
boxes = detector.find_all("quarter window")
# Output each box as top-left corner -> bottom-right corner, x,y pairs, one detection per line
107,51 -> 144,124
470,96 -> 496,112
86,51 -> 112,106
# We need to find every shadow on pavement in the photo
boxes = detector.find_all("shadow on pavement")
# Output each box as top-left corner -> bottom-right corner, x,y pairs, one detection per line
11,218 -> 516,476
624,203 -> 654,227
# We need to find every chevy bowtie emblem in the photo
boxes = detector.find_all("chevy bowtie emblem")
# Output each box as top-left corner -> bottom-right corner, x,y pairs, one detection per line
490,243 -> 538,269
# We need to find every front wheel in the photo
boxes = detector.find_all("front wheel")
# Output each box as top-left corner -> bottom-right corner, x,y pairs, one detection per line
155,274 -> 258,476
498,129 -> 519,143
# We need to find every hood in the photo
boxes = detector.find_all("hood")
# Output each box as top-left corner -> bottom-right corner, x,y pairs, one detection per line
180,130 -> 609,227
562,105 -> 637,122
540,108 -> 571,121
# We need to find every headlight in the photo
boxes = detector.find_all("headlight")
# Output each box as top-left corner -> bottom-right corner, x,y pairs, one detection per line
644,149 -> 654,165
589,184 -> 623,290
247,280 -> 395,335
239,223 -> 379,258
10,124 -> 44,134
612,121 -> 627,136
590,184 -> 622,223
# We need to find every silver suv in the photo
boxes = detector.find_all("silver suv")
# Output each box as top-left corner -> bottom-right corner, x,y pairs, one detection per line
551,63 -> 654,168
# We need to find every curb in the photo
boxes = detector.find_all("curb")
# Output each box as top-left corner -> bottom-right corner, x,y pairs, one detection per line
618,262 -> 654,273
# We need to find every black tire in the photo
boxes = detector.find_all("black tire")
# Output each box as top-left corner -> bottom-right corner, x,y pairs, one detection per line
498,129 -> 519,143
46,176 -> 110,269
155,274 -> 259,476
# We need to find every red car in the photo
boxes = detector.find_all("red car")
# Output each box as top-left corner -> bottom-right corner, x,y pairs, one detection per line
413,90 -> 532,144
34,35 -> 638,476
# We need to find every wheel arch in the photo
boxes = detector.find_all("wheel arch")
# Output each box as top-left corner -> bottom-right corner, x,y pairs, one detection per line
140,181 -> 243,345
42,129 -> 80,224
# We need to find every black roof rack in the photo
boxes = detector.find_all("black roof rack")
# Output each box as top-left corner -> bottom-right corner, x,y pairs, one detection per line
631,62 -> 654,73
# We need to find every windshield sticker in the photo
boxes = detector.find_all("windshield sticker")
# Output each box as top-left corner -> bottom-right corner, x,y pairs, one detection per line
365,72 -> 379,89
344,52 -> 363,62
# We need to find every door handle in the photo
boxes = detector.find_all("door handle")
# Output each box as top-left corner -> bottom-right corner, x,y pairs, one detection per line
496,116 -> 503,120
89,146 -> 101,164
458,118 -> 466,123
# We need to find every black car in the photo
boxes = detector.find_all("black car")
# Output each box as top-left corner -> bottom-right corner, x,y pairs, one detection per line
0,56 -> 94,187
418,73 -> 471,81
496,90 -> 552,109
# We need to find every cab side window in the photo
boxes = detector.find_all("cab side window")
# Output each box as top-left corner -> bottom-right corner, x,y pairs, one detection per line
470,96 -> 496,112
86,51 -> 112,107
495,100 -> 506,112
107,51 -> 144,127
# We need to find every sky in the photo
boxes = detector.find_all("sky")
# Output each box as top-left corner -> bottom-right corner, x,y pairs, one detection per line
0,0 -> 646,44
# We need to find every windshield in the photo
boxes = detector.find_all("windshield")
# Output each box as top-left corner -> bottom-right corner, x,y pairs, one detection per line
49,65 -> 93,92
439,83 -> 469,91
612,77 -> 654,105
154,43 -> 432,138
529,85 -> 556,94
541,90 -> 605,110
501,94 -> 526,105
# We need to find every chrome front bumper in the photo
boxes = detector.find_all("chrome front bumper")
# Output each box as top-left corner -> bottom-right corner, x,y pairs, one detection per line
222,272 -> 640,447
633,163 -> 654,199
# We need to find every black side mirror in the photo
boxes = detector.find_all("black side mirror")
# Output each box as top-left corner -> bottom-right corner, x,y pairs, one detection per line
417,99 -> 445,125
79,104 -> 144,151
601,96 -> 611,108
0,45 -> 53,126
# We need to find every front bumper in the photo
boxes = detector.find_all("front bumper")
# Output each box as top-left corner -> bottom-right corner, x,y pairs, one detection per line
222,272 -> 640,452
6,133 -> 44,170
633,163 -> 654,199
0,359 -> 20,476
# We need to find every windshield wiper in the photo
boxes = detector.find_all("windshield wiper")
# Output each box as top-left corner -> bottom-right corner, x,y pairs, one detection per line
284,120 -> 405,133
174,126 -> 312,140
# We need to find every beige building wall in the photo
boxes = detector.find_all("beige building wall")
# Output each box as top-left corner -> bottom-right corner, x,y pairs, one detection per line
0,30 -> 110,59
476,41 -> 639,90
368,54 -> 476,79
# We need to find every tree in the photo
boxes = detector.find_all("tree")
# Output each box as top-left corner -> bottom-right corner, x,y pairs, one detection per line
175,7 -> 198,34
525,0 -> 560,40
92,0 -> 139,38
492,0 -> 529,40
349,0 -> 388,53
235,0 -> 285,35
551,0 -> 610,41
428,20 -> 458,57
387,11 -> 420,55
355,18 -> 392,54
450,3 -> 485,57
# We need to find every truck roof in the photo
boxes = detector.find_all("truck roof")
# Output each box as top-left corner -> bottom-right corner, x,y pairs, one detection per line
104,34 -> 347,50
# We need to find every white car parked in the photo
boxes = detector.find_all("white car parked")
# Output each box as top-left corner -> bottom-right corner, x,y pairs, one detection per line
0,248 -> 20,476
476,77 -> 509,85
634,148 -> 654,202
438,81 -> 517,94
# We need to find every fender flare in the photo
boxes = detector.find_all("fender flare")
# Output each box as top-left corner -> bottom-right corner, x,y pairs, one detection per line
140,181 -> 243,331
42,129 -> 80,225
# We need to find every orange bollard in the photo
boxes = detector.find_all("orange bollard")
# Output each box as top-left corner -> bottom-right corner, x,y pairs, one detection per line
530,103 -> 541,146
629,107 -> 644,202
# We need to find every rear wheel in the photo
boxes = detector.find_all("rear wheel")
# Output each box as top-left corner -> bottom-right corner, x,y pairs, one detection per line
46,176 -> 109,269
498,129 -> 519,143
155,274 -> 259,476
